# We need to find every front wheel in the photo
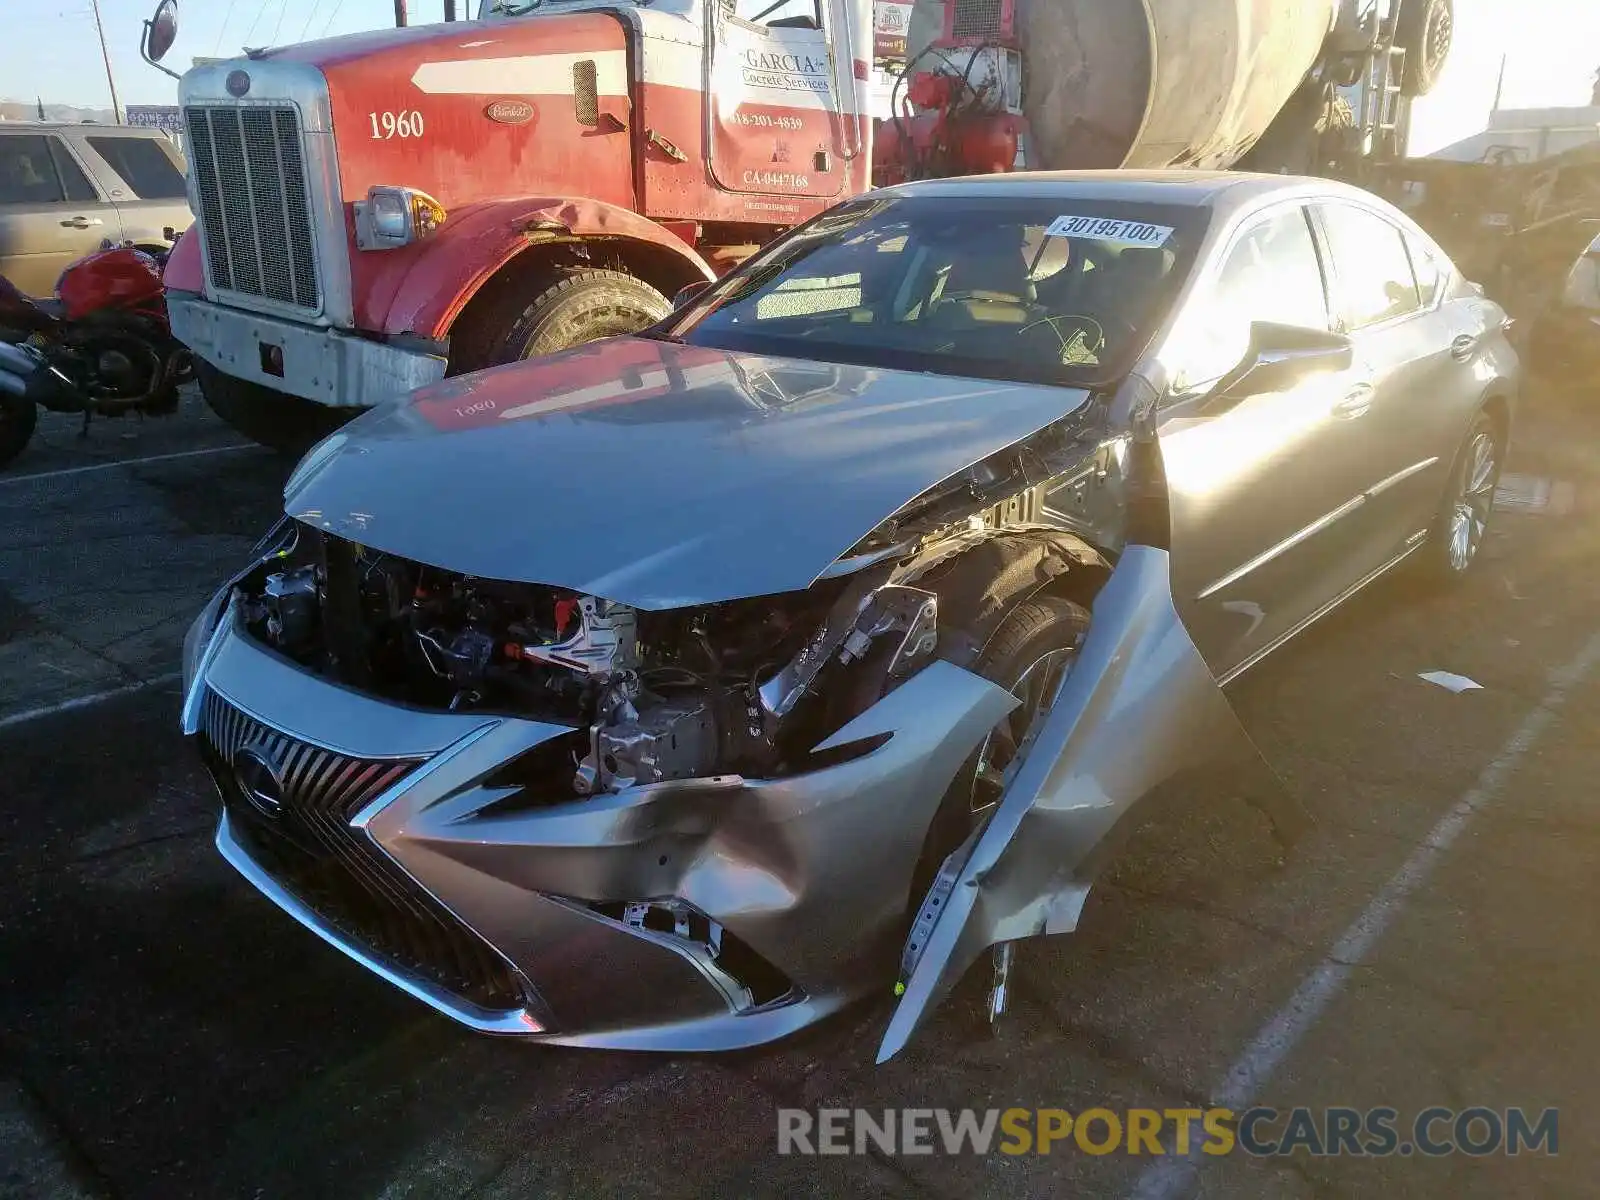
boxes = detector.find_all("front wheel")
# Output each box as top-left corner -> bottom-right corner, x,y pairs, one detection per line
0,388 -> 37,469
486,268 -> 671,366
910,596 -> 1090,919
195,359 -> 347,457
1416,411 -> 1502,584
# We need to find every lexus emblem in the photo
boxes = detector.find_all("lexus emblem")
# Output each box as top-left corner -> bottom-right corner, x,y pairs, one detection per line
226,70 -> 252,97
484,99 -> 536,126
233,744 -> 284,818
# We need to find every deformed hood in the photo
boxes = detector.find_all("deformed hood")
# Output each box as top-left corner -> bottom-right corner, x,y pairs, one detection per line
285,338 -> 1089,609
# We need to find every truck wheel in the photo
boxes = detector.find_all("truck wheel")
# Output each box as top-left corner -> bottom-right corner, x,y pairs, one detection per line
1395,0 -> 1452,97
0,390 -> 37,470
489,268 -> 671,365
195,359 -> 346,457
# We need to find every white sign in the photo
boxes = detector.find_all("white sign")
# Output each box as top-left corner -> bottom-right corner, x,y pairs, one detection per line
1045,215 -> 1174,247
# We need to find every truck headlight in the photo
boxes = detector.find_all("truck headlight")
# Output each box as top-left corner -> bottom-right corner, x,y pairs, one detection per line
356,186 -> 447,251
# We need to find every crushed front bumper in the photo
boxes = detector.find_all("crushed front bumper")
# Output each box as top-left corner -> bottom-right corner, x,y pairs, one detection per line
167,293 -> 446,409
184,605 -> 1017,1050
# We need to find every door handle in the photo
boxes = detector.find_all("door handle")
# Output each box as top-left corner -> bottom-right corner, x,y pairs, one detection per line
1331,382 -> 1374,420
1450,333 -> 1478,362
59,216 -> 104,229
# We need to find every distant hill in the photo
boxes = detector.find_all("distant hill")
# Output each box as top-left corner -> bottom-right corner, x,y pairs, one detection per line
0,101 -> 120,125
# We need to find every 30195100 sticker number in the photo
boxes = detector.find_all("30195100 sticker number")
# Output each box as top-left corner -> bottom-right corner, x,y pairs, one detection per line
369,110 -> 426,139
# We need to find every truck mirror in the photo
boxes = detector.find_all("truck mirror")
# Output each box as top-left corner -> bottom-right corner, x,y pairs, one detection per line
143,1 -> 179,65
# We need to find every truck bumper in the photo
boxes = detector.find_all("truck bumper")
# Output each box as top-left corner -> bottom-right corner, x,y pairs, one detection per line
168,294 -> 447,409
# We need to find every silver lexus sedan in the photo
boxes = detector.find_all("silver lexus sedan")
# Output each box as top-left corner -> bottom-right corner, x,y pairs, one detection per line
181,172 -> 1518,1063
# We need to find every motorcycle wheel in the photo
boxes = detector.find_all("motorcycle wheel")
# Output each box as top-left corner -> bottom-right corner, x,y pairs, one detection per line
0,388 -> 38,469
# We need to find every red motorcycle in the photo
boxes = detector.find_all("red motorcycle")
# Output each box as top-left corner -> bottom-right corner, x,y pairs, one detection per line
0,244 -> 194,469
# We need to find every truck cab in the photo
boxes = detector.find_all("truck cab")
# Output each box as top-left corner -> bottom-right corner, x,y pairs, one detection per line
150,0 -> 873,449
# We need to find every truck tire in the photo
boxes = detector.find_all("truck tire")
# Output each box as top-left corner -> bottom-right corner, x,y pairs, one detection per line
1394,0 -> 1452,97
489,268 -> 671,365
195,359 -> 346,458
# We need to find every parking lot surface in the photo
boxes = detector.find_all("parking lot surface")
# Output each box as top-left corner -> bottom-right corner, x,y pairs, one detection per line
3,387 -> 1597,1199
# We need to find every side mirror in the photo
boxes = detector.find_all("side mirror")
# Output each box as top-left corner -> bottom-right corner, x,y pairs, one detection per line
1208,322 -> 1353,409
673,280 -> 712,310
141,1 -> 181,79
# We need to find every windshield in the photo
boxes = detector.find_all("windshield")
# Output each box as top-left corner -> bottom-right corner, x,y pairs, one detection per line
663,194 -> 1207,387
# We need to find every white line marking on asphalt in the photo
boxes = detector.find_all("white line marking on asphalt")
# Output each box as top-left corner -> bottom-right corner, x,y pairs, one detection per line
0,673 -> 182,731
1128,628 -> 1600,1200
0,444 -> 253,485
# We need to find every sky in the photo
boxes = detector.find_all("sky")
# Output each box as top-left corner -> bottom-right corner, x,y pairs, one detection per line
5,0 -> 1599,155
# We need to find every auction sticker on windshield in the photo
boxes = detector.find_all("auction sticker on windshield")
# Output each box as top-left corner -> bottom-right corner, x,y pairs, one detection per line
1045,215 -> 1174,246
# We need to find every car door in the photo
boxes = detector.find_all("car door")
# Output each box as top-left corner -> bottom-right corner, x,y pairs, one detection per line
703,0 -> 851,201
1311,200 -> 1457,573
0,132 -> 121,298
1155,201 -> 1368,679
72,132 -> 192,249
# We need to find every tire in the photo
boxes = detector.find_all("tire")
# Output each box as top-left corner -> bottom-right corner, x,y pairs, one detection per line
0,389 -> 37,470
1394,0 -> 1453,97
1415,410 -> 1503,585
899,594 -> 1090,1037
487,268 -> 670,366
195,359 -> 348,457
914,595 -> 1091,901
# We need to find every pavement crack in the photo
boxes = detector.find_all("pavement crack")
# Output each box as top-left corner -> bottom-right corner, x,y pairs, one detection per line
0,1032 -> 120,1200
1015,976 -> 1212,1112
1104,879 -> 1316,954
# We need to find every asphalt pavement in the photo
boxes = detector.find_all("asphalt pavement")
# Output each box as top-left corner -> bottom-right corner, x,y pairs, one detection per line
2,385 -> 1597,1199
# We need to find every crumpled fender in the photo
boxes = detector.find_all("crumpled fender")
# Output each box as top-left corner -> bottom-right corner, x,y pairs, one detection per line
372,197 -> 714,340
877,543 -> 1290,1062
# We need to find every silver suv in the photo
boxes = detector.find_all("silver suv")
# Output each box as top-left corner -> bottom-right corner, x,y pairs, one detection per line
0,122 -> 192,298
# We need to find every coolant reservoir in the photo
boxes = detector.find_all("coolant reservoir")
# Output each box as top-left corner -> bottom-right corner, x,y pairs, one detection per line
903,0 -> 1337,170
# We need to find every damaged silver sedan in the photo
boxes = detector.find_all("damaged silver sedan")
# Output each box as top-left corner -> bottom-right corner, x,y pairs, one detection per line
181,173 -> 1518,1061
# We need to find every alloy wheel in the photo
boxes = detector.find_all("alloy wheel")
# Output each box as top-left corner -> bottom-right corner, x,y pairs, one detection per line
969,646 -> 1075,817
1448,428 -> 1497,572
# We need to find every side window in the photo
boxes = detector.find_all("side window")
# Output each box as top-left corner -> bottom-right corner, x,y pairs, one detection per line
722,0 -> 821,28
1318,203 -> 1422,329
0,135 -> 67,204
1404,230 -> 1445,307
86,137 -> 186,199
48,139 -> 98,203
1171,206 -> 1329,392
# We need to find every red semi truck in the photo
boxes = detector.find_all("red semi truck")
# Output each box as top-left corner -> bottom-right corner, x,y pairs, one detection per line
138,0 -> 1451,451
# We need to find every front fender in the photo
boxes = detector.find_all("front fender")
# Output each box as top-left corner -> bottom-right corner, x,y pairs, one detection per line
877,543 -> 1289,1063
371,197 -> 714,340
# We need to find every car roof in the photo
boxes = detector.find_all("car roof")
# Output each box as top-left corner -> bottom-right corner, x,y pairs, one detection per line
0,121 -> 168,137
878,169 -> 1380,219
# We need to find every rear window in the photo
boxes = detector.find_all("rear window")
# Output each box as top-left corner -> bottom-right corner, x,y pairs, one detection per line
86,136 -> 186,199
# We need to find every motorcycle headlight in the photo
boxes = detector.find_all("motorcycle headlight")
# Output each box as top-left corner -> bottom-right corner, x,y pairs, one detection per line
356,186 -> 447,251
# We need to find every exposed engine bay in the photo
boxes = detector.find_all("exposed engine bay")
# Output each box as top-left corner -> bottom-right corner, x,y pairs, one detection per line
238,526 -> 933,795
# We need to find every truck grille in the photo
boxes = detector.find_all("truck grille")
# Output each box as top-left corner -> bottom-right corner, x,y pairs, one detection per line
184,105 -> 321,311
199,690 -> 532,1013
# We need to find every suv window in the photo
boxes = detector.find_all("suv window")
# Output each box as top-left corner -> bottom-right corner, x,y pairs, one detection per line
0,135 -> 67,204
1172,206 -> 1329,391
86,136 -> 186,199
1319,203 -> 1422,329
48,140 -> 97,202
